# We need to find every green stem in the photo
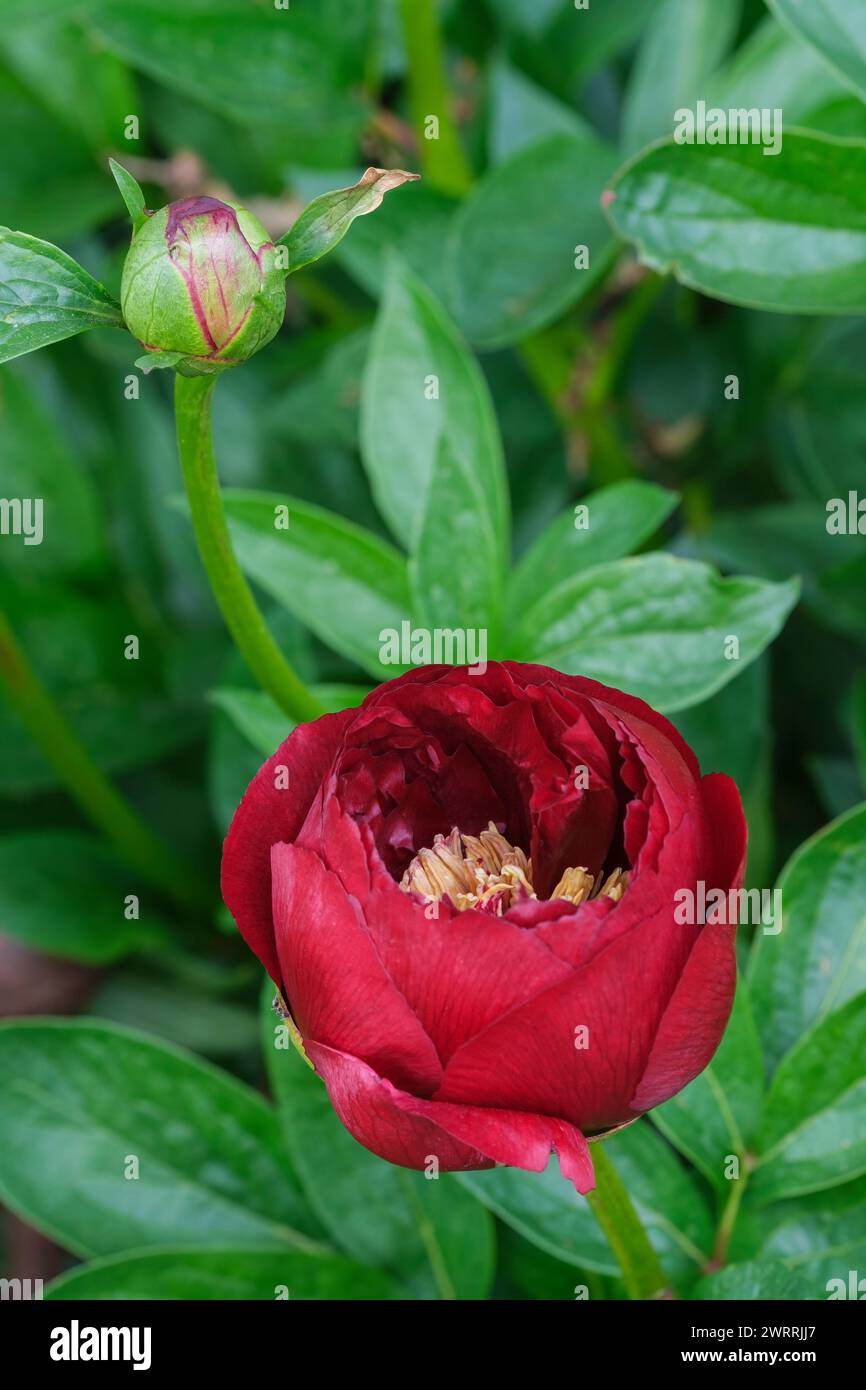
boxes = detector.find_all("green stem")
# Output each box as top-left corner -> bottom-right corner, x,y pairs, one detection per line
174,374 -> 324,725
587,1142 -> 670,1300
0,606 -> 207,912
398,0 -> 472,195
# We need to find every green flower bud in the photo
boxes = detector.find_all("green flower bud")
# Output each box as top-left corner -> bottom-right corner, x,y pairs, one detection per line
121,195 -> 286,374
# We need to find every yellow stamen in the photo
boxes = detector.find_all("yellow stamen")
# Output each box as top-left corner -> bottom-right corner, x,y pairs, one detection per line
399,821 -> 628,916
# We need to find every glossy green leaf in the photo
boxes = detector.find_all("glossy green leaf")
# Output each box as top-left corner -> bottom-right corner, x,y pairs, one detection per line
220,490 -> 412,680
447,133 -> 618,349
262,991 -> 495,1299
361,260 -> 509,565
461,1120 -> 713,1289
732,1175 -> 866,1288
45,1246 -> 401,1300
673,659 -> 774,886
768,0 -> 866,101
0,228 -> 123,363
752,990 -> 866,1201
279,168 -> 421,274
606,131 -> 866,314
92,0 -> 373,162
621,0 -> 742,155
0,1019 -> 324,1257
707,18 -> 859,129
409,438 -> 503,644
507,480 -> 678,620
749,802 -> 866,1073
694,1259 -> 822,1299
653,983 -> 765,1191
510,554 -> 799,713
0,831 -> 168,964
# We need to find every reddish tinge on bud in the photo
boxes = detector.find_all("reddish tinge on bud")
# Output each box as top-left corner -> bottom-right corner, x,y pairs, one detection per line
121,195 -> 286,374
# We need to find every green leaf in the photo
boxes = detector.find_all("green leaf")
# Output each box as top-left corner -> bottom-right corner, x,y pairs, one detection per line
0,584 -> 198,796
0,1019 -> 324,1258
621,0 -> 742,155
606,131 -> 866,314
652,983 -> 765,1191
409,438 -> 503,643
487,59 -> 593,165
853,674 -> 866,787
768,0 -> 866,101
0,831 -> 168,964
0,68 -> 121,240
749,802 -> 866,1073
262,990 -> 495,1299
279,167 -> 421,274
108,157 -> 149,232
751,990 -> 866,1201
334,183 -> 458,306
507,480 -> 678,620
673,659 -> 774,885
92,0 -> 372,165
210,683 -> 369,757
447,133 -> 618,349
0,364 -> 107,579
45,1246 -> 401,1300
361,260 -> 509,567
509,554 -> 799,713
732,1174 -> 866,1282
91,972 -> 260,1060
694,1259 -> 822,1299
768,320 -> 866,501
461,1120 -> 713,1290
707,18 -> 859,130
0,227 -> 123,363
219,490 -> 412,681
0,19 -> 140,156
816,552 -> 866,643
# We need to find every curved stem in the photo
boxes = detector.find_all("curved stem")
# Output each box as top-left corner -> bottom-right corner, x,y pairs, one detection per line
587,1141 -> 670,1299
0,607 -> 208,912
398,0 -> 472,195
174,374 -> 324,725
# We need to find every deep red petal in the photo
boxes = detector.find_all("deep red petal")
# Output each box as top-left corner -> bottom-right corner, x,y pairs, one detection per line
221,710 -> 353,983
272,842 -> 443,1095
629,772 -> 745,1111
306,1041 -> 594,1192
305,1041 -> 492,1173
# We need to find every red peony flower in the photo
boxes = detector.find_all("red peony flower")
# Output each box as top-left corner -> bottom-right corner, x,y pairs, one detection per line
222,662 -> 746,1193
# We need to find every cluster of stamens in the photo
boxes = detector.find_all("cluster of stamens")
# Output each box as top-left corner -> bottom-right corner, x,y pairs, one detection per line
399,821 -> 628,916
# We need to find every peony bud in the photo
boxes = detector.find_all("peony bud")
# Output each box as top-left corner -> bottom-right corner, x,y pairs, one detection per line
121,195 -> 286,375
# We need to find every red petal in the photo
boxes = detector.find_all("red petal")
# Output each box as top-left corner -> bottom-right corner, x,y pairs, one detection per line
435,905 -> 694,1131
306,1041 -> 594,1192
629,772 -> 745,1111
221,710 -> 353,983
272,842 -> 443,1095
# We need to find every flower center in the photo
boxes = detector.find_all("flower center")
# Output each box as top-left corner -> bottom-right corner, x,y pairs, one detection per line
399,821 -> 628,916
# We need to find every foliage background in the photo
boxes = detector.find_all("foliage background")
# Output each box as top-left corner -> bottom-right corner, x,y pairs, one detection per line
1,0 -> 865,1301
